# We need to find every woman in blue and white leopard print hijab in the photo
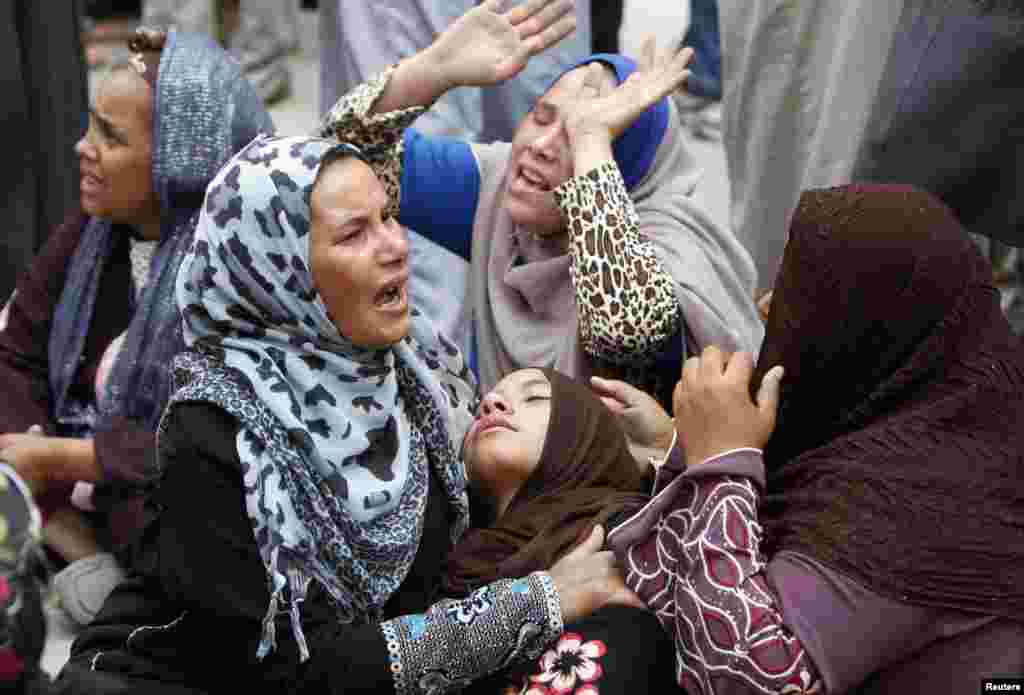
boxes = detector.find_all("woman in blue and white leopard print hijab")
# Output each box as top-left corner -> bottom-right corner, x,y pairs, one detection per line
170,134 -> 477,659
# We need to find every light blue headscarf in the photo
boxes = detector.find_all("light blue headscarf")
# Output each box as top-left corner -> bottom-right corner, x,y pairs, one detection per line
169,134 -> 476,660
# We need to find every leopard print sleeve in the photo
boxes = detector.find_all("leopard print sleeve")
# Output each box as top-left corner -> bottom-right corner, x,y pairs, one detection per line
317,66 -> 426,219
554,161 -> 681,366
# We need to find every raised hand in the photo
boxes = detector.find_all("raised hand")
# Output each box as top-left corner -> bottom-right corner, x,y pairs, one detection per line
590,376 -> 675,468
672,346 -> 784,469
428,0 -> 577,89
563,36 -> 694,146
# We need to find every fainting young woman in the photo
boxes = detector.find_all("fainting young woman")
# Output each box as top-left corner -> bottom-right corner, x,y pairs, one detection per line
607,184 -> 1024,694
448,366 -> 677,695
318,0 -> 763,409
38,136 -> 642,695
0,28 -> 272,626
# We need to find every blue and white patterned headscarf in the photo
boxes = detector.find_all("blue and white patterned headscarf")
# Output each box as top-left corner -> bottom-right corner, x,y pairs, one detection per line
170,134 -> 476,660
48,29 -> 273,437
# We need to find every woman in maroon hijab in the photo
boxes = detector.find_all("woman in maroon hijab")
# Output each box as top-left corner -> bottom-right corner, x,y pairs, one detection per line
608,183 -> 1024,694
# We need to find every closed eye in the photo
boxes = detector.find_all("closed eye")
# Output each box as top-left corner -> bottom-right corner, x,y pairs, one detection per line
335,223 -> 366,244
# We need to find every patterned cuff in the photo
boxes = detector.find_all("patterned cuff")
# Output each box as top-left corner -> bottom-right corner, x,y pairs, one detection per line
318,66 -> 427,152
381,572 -> 562,695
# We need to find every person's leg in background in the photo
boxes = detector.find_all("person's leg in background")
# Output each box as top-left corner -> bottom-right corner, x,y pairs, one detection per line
591,0 -> 623,54
141,0 -> 214,35
142,0 -> 294,105
226,0 -> 295,105
675,0 -> 722,140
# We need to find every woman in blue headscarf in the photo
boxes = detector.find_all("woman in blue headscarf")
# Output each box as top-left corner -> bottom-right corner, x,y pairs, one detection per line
0,27 -> 272,625
318,0 -> 763,415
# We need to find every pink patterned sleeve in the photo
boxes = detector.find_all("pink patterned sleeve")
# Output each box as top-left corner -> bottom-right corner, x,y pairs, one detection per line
618,453 -> 823,694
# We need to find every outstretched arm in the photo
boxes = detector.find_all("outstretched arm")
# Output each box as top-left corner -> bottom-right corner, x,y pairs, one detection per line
318,1 -> 574,261
370,0 -> 577,116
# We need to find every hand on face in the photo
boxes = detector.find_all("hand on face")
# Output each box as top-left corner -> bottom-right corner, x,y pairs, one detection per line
672,346 -> 784,468
428,0 -> 577,89
590,376 -> 674,470
561,36 -> 694,147
503,65 -> 610,238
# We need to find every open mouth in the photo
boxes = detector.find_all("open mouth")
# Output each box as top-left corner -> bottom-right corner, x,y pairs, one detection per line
518,166 -> 553,193
375,280 -> 407,309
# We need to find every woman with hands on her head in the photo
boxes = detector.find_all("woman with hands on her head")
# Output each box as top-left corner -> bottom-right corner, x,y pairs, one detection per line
606,184 -> 1024,694
52,137 -> 641,695
319,0 -> 763,410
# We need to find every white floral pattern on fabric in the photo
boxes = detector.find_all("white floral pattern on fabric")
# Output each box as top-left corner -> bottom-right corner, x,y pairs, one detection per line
170,133 -> 477,661
445,585 -> 493,625
620,474 -> 823,694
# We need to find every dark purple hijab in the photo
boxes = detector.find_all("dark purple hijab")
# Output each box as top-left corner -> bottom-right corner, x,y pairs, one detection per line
754,183 -> 1024,619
